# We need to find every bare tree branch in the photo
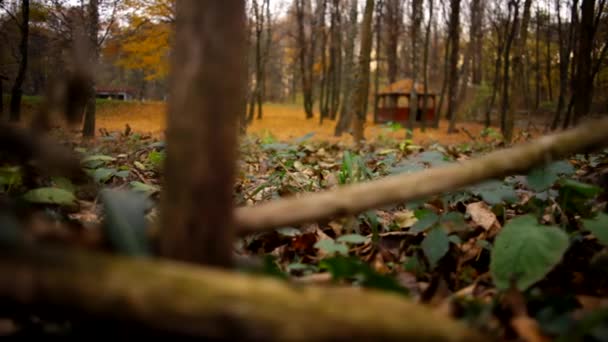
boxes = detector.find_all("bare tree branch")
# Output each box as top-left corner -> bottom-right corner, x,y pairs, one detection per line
235,117 -> 608,234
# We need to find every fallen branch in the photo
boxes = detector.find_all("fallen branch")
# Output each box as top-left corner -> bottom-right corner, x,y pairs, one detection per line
235,117 -> 608,234
0,244 -> 485,341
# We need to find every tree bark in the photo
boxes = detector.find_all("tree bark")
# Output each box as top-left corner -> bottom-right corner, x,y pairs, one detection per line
421,0 -> 433,132
9,0 -> 29,123
384,0 -> 402,85
351,0 -> 375,143
373,0 -> 383,124
545,7 -> 553,102
295,0 -> 314,119
335,0 -> 358,136
408,0 -> 423,137
471,0 -> 483,85
328,0 -> 342,120
446,0 -> 461,134
82,0 -> 99,137
510,0 -> 532,114
500,1 -> 519,143
160,0 -> 246,267
551,0 -> 577,131
572,0 -> 598,124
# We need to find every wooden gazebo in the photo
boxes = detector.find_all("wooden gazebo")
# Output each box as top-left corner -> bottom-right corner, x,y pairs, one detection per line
375,79 -> 437,125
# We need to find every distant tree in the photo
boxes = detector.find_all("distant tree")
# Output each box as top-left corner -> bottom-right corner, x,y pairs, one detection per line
408,0 -> 423,137
421,0 -> 434,132
500,0 -> 520,142
384,0 -> 402,86
294,0 -> 315,119
82,0 -> 99,137
335,0 -> 357,136
247,0 -> 271,122
0,0 -> 30,122
551,0 -> 577,130
351,0 -> 374,142
446,0 -> 461,133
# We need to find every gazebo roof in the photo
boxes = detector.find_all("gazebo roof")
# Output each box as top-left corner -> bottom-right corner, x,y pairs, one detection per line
378,78 -> 436,95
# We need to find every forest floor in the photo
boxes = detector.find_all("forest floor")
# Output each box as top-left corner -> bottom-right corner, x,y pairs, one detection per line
4,98 -> 607,340
16,98 -> 545,146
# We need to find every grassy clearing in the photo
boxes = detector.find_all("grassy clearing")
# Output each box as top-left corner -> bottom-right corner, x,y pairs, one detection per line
8,96 -> 541,145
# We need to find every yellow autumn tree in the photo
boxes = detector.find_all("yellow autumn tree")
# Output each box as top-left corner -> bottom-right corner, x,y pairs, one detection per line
106,0 -> 175,80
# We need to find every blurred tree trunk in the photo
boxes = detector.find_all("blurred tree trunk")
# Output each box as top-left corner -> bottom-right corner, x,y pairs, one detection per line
318,0 -> 329,123
0,75 -> 6,117
545,7 -> 553,102
471,0 -> 484,85
295,0 -> 314,119
434,36 -> 450,129
9,0 -> 29,123
510,0 -> 532,114
160,0 -> 246,267
446,0 -> 461,134
352,0 -> 375,143
500,1 -> 519,142
421,0 -> 433,132
551,0 -> 577,130
485,22 -> 504,128
384,0 -> 402,86
335,0 -> 358,136
328,0 -> 342,120
408,0 -> 422,137
82,0 -> 99,137
373,0 -> 383,124
535,3 -> 540,111
572,0 -> 603,125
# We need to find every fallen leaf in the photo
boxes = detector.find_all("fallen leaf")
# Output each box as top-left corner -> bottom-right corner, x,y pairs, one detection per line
394,209 -> 418,228
466,201 -> 499,231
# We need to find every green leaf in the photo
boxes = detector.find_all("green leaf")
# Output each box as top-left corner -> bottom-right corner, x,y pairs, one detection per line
99,189 -> 152,256
559,179 -> 602,198
23,187 -> 77,209
490,215 -> 569,291
51,177 -> 76,193
410,209 -> 439,233
0,166 -> 22,188
441,211 -> 467,232
527,161 -> 576,192
337,234 -> 368,244
469,180 -> 518,205
129,181 -> 160,196
319,255 -> 407,295
421,227 -> 450,269
314,239 -> 349,256
448,235 -> 462,245
93,168 -> 116,183
583,213 -> 608,246
81,154 -> 115,168
115,170 -> 130,179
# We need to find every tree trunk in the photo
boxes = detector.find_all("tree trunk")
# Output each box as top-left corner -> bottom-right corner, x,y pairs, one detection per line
295,0 -> 314,119
373,0 -> 383,124
510,0 -> 532,114
471,0 -> 483,85
572,0 -> 597,124
535,3 -> 541,111
318,0 -> 329,123
408,0 -> 422,137
434,36 -> 450,128
329,0 -> 342,120
485,25 -> 503,128
9,0 -> 30,123
351,0 -> 375,143
545,7 -> 553,102
500,1 -> 519,143
160,0 -> 246,267
335,0 -> 358,136
82,0 -> 99,137
446,0 -> 461,134
384,0 -> 401,85
551,0 -> 577,131
421,0 -> 433,132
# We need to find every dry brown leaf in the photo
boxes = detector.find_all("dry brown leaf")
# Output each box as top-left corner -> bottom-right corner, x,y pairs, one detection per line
394,209 -> 418,229
466,202 -> 499,231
